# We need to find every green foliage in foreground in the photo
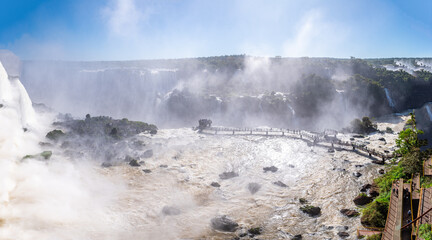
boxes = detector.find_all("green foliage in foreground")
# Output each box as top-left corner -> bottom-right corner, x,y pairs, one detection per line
366,233 -> 382,240
361,198 -> 389,228
422,176 -> 432,189
361,112 -> 428,228
418,224 -> 432,240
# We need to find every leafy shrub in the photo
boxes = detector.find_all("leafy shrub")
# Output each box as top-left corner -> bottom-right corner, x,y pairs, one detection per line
350,116 -> 377,134
46,129 -> 65,141
418,224 -> 432,240
366,233 -> 382,240
361,199 -> 389,228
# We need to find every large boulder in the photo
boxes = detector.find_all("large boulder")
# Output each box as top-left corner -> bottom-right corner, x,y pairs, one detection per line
46,129 -> 65,141
340,209 -> 360,217
300,205 -> 321,217
211,215 -> 238,232
338,232 -> 349,238
210,182 -> 220,187
248,227 -> 262,236
360,183 -> 372,192
292,234 -> 302,240
126,155 -> 140,167
247,182 -> 261,194
353,194 -> 373,206
369,183 -> 380,197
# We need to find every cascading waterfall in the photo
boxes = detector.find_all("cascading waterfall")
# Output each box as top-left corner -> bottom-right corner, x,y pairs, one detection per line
0,63 -> 36,128
426,104 -> 432,121
0,61 -> 126,240
287,103 -> 296,117
0,59 -> 397,240
384,88 -> 395,108
335,90 -> 347,110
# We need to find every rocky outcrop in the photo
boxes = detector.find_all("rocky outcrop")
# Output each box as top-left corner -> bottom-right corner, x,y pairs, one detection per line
300,205 -> 321,217
248,227 -> 261,236
340,209 -> 360,217
337,232 -> 349,238
210,182 -> 220,187
126,156 -> 140,167
53,116 -> 157,139
46,129 -> 65,141
369,183 -> 380,197
211,216 -> 238,232
360,183 -> 372,192
247,182 -> 261,194
353,194 -> 373,206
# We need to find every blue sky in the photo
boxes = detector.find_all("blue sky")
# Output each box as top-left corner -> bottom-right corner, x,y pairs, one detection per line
0,0 -> 431,60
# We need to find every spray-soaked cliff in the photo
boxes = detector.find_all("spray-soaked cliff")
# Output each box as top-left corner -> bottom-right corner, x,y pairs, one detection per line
19,56 -> 432,130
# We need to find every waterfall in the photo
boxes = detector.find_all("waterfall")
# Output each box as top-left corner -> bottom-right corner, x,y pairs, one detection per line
335,89 -> 347,110
0,62 -> 36,128
384,88 -> 395,108
287,103 -> 295,116
426,104 -> 432,121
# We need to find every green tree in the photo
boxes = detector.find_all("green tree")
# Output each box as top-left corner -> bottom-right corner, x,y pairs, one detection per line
395,113 -> 424,156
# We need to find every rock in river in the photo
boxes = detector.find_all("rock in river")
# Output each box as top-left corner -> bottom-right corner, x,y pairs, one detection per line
162,206 -> 181,216
219,171 -> 239,180
263,166 -> 278,173
353,194 -> 373,206
340,209 -> 359,217
273,181 -> 287,188
211,215 -> 238,232
300,205 -> 321,217
337,232 -> 349,238
211,182 -> 220,187
247,182 -> 261,194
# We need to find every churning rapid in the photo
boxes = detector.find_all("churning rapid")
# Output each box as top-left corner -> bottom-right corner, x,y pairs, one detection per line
0,59 -> 408,239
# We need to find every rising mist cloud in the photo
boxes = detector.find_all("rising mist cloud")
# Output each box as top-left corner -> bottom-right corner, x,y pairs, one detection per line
102,0 -> 153,39
283,9 -> 349,57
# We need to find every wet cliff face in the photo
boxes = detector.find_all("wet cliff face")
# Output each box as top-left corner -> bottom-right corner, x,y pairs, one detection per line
416,102 -> 432,149
19,56 -> 432,130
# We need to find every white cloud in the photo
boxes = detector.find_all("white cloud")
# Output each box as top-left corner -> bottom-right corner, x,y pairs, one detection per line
102,0 -> 151,38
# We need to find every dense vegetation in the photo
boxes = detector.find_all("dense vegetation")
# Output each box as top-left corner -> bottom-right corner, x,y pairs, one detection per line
361,113 -> 430,228
418,223 -> 432,240
350,117 -> 377,134
53,114 -> 158,138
